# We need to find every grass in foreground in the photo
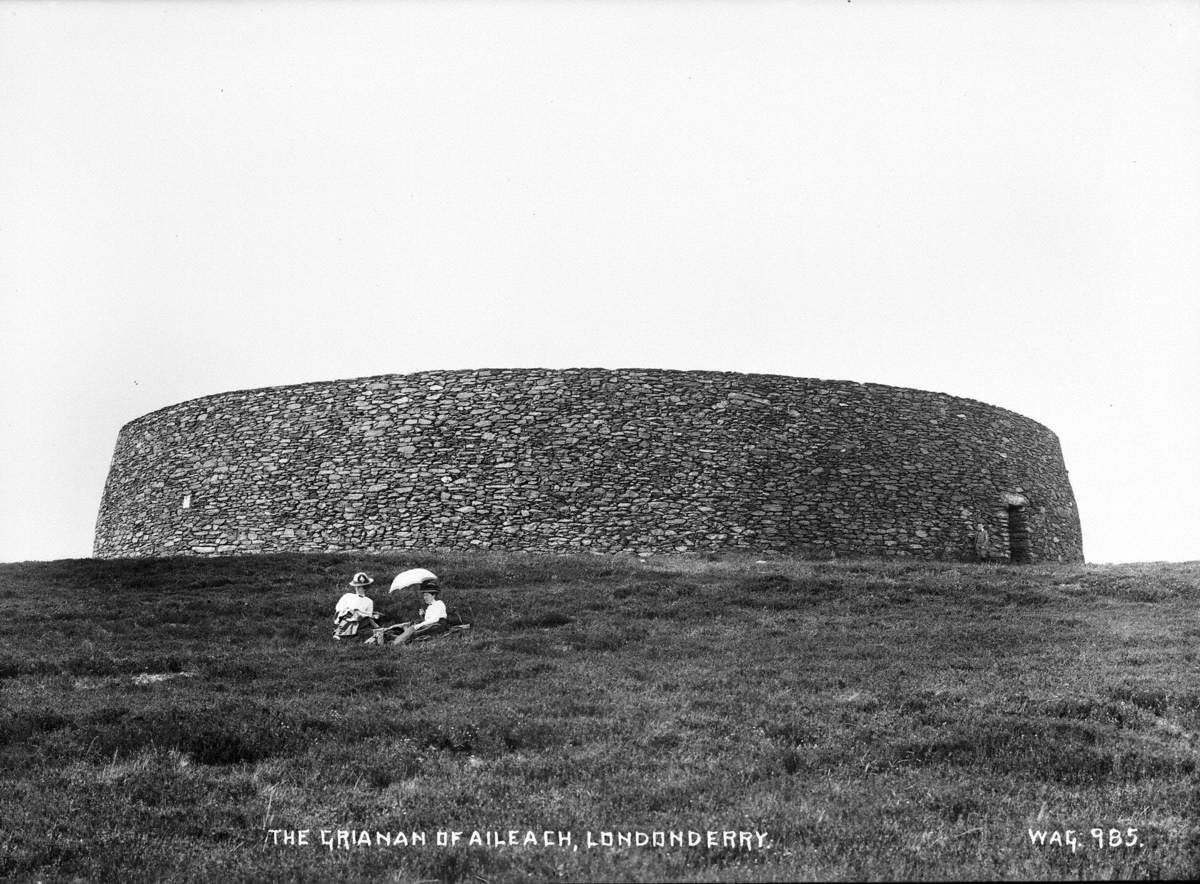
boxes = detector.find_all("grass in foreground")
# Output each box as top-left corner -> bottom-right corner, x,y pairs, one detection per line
1,551 -> 1198,881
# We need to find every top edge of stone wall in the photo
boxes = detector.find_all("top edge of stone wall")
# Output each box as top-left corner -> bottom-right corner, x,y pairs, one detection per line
118,366 -> 1059,441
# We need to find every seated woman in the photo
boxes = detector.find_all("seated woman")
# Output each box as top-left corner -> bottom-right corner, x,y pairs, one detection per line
390,584 -> 448,645
333,572 -> 379,640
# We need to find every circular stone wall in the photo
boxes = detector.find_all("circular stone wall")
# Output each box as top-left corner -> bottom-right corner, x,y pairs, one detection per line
93,368 -> 1083,562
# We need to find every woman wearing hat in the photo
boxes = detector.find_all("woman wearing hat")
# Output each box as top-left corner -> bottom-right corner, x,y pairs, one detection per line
388,571 -> 447,645
333,571 -> 378,640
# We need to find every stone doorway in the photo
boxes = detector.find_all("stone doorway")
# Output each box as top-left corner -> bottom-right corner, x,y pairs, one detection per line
999,492 -> 1032,564
1007,505 -> 1032,563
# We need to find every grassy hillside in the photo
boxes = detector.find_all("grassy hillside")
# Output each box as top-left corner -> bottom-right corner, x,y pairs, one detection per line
1,551 -> 1197,882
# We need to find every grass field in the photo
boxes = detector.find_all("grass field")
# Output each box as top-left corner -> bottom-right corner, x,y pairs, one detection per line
1,550 -> 1198,882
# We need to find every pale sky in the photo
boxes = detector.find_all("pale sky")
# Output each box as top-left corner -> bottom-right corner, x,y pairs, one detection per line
2,0 -> 1197,564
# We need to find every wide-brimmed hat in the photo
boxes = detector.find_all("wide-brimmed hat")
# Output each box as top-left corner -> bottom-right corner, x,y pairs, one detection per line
390,568 -> 439,594
349,572 -> 374,587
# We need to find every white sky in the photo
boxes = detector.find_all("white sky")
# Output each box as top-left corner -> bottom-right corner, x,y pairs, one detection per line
2,0 -> 1197,564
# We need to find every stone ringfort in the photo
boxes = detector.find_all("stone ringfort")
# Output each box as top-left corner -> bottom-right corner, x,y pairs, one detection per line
94,368 -> 1083,563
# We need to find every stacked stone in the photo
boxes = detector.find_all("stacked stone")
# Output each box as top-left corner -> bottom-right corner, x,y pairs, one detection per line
93,368 -> 1084,562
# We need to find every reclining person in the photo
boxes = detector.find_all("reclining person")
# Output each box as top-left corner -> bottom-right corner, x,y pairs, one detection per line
387,571 -> 448,645
333,572 -> 379,640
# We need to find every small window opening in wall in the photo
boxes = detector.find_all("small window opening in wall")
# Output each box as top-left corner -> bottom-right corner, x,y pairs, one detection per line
1007,505 -> 1032,564
181,493 -> 192,509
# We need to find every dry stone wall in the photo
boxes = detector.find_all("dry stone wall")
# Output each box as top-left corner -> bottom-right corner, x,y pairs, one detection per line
94,368 -> 1084,562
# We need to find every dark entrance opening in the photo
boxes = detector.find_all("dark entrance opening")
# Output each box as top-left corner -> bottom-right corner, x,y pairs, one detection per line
1007,505 -> 1032,564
